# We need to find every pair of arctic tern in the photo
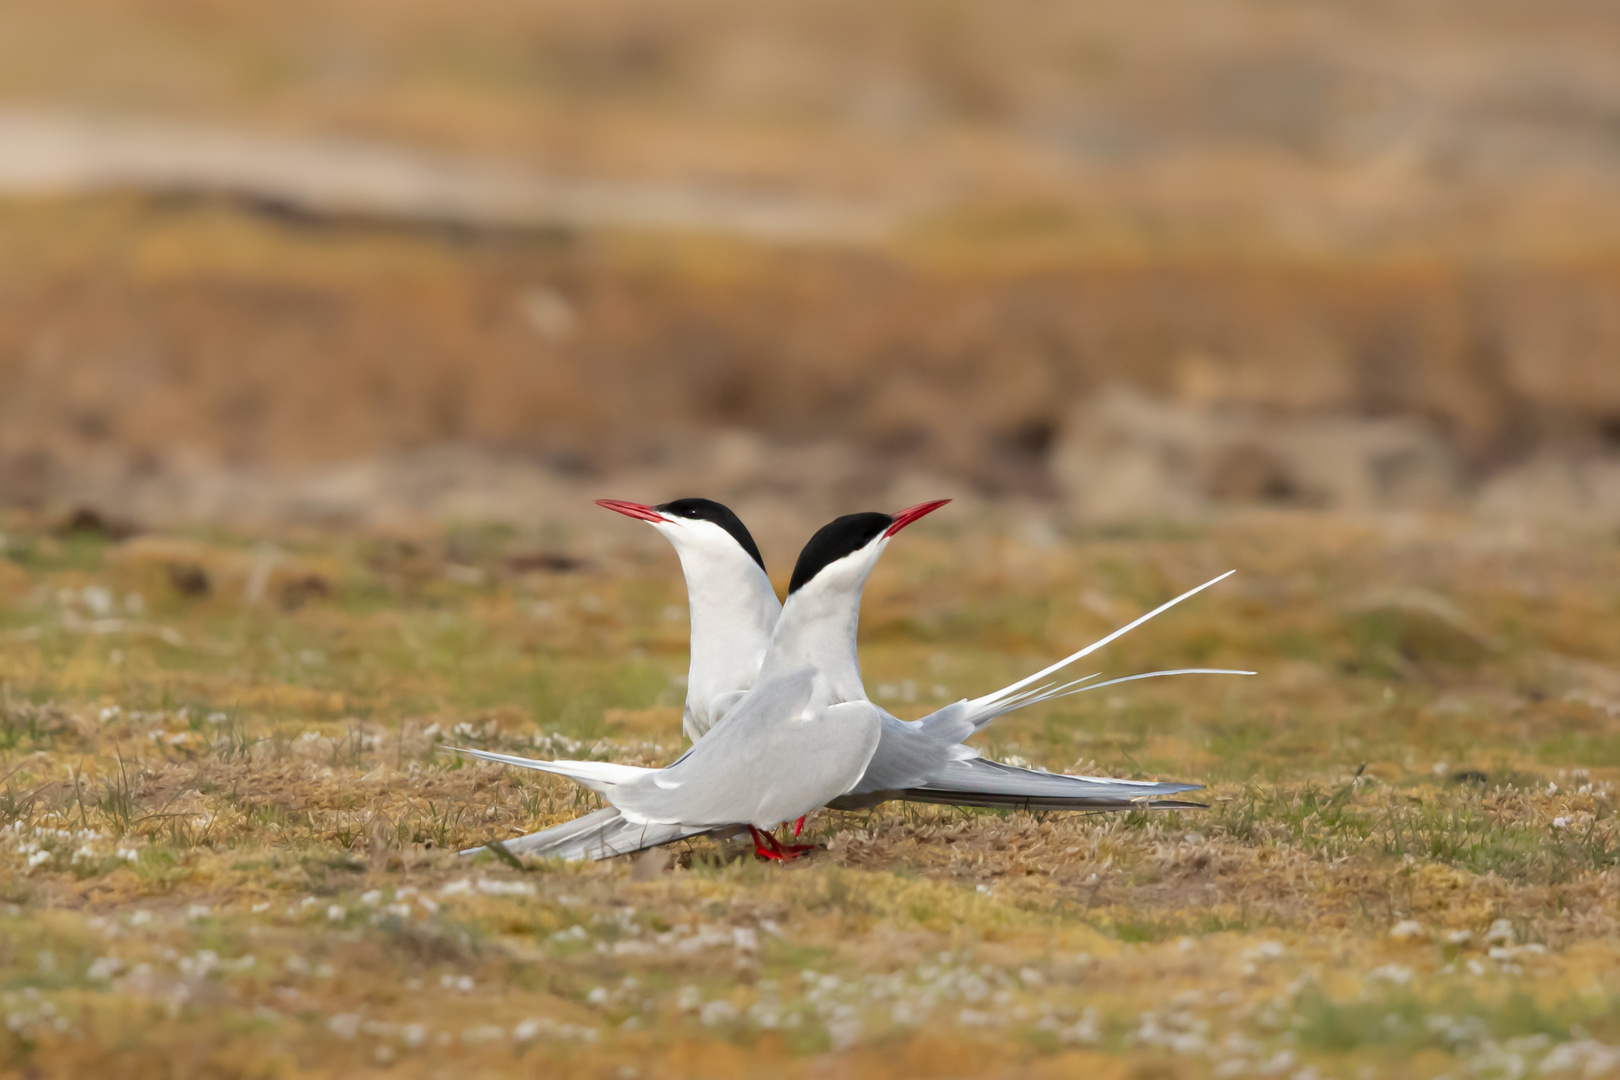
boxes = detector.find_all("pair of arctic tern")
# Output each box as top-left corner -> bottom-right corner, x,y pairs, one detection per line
454,498 -> 1250,861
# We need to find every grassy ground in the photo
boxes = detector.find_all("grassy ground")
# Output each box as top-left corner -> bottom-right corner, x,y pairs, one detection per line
2,511 -> 1619,1078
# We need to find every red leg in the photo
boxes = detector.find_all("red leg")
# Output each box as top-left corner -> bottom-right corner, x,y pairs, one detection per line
749,826 -> 787,861
793,816 -> 806,838
771,821 -> 816,858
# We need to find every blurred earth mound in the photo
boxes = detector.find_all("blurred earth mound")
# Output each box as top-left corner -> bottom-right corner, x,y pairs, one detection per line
1,0 -> 1618,529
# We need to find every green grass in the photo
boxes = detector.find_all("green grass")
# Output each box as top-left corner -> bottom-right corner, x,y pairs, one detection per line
2,515 -> 1619,1078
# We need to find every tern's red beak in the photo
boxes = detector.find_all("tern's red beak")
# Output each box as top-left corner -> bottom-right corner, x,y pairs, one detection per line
884,499 -> 951,537
595,499 -> 665,524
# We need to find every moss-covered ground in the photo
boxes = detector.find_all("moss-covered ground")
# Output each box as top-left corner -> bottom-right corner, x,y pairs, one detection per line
3,512 -> 1619,1078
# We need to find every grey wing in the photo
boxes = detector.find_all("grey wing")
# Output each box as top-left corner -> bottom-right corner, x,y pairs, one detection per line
466,807 -> 713,862
847,702 -> 976,794
611,671 -> 882,828
829,756 -> 1203,811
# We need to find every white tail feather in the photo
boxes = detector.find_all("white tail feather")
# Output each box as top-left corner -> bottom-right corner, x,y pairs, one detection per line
955,570 -> 1243,731
970,667 -> 1254,730
447,745 -> 651,795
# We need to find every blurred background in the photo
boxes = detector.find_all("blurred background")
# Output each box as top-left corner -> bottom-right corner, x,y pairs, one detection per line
2,0 -> 1619,546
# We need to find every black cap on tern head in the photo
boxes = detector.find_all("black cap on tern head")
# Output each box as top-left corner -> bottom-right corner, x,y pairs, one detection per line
787,500 -> 949,594
653,498 -> 767,572
596,496 -> 767,572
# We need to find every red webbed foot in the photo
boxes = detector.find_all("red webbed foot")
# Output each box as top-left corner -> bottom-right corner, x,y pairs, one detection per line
750,825 -> 815,861
773,820 -> 815,858
792,815 -> 806,838
749,826 -> 789,861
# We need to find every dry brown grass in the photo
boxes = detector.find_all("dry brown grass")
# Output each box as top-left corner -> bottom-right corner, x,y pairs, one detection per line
2,511 -> 1619,1077
5,0 -> 1620,502
4,197 -> 1619,511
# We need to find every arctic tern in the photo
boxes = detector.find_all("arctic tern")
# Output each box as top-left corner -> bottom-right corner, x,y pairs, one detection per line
456,500 -> 1249,860
455,499 -> 951,860
594,498 -> 779,741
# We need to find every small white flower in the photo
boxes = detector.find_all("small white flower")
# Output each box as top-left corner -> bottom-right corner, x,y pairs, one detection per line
87,956 -> 121,981
828,1015 -> 861,1049
1242,941 -> 1286,962
1367,964 -> 1412,985
700,1000 -> 738,1027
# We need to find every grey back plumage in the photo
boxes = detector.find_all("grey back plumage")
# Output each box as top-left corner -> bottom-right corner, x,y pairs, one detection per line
848,703 -> 976,793
609,667 -> 884,828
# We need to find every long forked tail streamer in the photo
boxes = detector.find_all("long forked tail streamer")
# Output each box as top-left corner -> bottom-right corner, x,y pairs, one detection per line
972,667 -> 1255,730
971,570 -> 1236,710
960,570 -> 1239,729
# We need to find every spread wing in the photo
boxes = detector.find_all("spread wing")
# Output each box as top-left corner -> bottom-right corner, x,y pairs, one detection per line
611,669 -> 883,829
466,808 -> 713,862
444,747 -> 651,795
831,756 -> 1202,811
